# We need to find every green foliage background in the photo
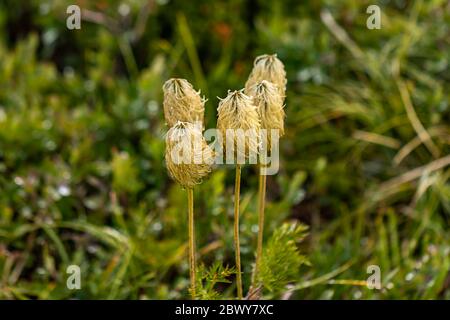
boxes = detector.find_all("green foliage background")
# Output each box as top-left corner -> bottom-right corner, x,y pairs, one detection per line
0,0 -> 449,299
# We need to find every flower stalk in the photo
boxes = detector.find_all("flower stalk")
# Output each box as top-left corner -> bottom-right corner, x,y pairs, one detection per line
255,165 -> 266,284
187,187 -> 196,299
165,122 -> 212,298
217,90 -> 260,299
233,164 -> 243,299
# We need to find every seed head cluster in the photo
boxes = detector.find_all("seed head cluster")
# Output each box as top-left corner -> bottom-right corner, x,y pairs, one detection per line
163,53 -> 286,185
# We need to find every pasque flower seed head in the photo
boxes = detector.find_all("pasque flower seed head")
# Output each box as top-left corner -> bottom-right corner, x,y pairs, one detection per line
245,54 -> 287,99
217,90 -> 260,160
246,80 -> 285,150
165,121 -> 214,188
163,78 -> 205,127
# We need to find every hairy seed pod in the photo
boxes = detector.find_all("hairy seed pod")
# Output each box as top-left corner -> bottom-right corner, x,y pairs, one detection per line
247,80 -> 285,150
217,90 -> 260,160
163,78 -> 205,127
165,122 -> 214,188
244,54 -> 287,99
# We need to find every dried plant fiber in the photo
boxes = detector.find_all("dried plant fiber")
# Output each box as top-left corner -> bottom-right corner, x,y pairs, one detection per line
163,78 -> 205,128
245,54 -> 287,99
165,121 -> 214,188
217,90 -> 260,161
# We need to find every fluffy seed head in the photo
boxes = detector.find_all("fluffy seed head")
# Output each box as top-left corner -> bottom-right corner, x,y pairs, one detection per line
247,80 -> 285,146
165,122 -> 214,188
245,54 -> 287,99
217,90 -> 260,159
163,78 -> 205,127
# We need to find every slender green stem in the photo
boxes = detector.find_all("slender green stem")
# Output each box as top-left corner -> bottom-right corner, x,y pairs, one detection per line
234,164 -> 243,299
187,188 -> 196,299
253,165 -> 266,287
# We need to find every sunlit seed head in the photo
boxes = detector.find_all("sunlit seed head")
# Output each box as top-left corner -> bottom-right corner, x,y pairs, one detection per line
244,54 -> 287,99
165,121 -> 214,188
217,89 -> 260,159
163,78 -> 205,127
247,80 -> 285,150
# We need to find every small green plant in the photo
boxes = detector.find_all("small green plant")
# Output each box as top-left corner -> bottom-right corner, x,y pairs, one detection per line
195,262 -> 237,300
258,222 -> 309,294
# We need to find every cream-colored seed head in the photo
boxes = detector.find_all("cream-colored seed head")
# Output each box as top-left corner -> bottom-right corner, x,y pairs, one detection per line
165,122 -> 214,188
244,54 -> 287,99
163,78 -> 205,127
217,90 -> 260,159
247,80 -> 285,148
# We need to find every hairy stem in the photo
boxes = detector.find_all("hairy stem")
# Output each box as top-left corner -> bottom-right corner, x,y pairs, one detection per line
187,188 -> 196,299
253,166 -> 266,287
234,164 -> 243,299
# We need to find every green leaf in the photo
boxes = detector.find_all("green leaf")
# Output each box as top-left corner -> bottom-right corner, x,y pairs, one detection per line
258,222 -> 309,293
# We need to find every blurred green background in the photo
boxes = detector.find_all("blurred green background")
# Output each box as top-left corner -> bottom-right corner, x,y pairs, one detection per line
0,0 -> 449,299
